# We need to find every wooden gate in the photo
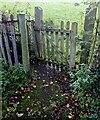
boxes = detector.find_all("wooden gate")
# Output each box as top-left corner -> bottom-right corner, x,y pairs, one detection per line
34,7 -> 78,69
0,7 -> 78,72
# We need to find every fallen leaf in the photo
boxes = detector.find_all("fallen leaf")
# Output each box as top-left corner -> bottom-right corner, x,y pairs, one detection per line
64,77 -> 67,81
7,108 -> 10,111
66,104 -> 70,108
21,87 -> 24,91
22,96 -> 24,99
28,96 -> 30,98
68,115 -> 74,119
16,112 -> 24,117
50,81 -> 53,85
33,85 -> 36,88
26,107 -> 30,111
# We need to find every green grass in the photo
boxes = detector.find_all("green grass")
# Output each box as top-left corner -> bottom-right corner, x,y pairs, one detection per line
0,2 -> 86,33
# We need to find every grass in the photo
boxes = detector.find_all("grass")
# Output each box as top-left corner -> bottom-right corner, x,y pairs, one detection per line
0,2 -> 86,34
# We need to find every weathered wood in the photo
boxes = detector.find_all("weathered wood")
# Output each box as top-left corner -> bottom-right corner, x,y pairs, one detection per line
66,21 -> 70,60
0,45 -> 2,59
41,20 -> 46,59
31,20 -> 38,57
34,27 -> 70,33
80,6 -> 97,64
55,31 -> 59,62
26,22 -> 31,50
0,30 -> 2,60
0,34 -> 7,64
2,24 -> 12,68
50,20 -> 54,61
42,31 -> 65,60
0,47 -> 2,72
60,21 -> 64,62
10,15 -> 19,70
98,2 -> 100,40
18,14 -> 30,73
35,7 -> 43,57
70,22 -> 78,69
45,21 -> 50,60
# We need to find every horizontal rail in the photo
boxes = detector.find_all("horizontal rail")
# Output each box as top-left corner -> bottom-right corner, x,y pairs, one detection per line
0,20 -> 34,24
34,27 -> 71,34
96,19 -> 100,23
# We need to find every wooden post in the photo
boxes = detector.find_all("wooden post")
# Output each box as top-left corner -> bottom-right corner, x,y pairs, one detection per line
3,24 -> 12,68
18,14 -> 30,73
34,7 -> 43,58
98,2 -> 100,40
10,15 -> 19,70
70,22 -> 78,69
80,6 -> 97,64
66,21 -> 70,60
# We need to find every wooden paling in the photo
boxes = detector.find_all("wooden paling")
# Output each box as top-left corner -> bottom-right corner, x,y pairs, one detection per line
10,15 -> 19,70
3,23 -> 12,68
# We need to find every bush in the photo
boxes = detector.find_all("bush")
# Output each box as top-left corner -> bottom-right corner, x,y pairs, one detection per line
1,61 -> 27,117
70,64 -> 100,119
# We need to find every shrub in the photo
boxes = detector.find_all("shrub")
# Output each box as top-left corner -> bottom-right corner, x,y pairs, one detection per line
70,64 -> 100,119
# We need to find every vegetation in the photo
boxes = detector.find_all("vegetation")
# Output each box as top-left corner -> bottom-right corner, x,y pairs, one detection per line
0,1 -> 86,33
0,0 -> 100,119
1,59 -> 100,119
70,64 -> 100,119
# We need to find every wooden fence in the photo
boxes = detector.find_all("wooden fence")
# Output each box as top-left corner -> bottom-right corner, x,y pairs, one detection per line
0,6 -> 99,73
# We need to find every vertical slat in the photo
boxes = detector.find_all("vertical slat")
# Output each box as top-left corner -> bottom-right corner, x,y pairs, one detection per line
10,15 -> 19,70
55,31 -> 59,62
41,20 -> 46,59
18,14 -> 30,73
0,12 -> 2,61
50,20 -> 54,61
0,34 -> 7,64
60,21 -> 64,63
66,21 -> 70,60
45,21 -> 50,60
26,22 -> 31,50
70,22 -> 78,69
35,7 -> 43,58
31,20 -> 38,57
2,24 -> 12,68
98,2 -> 100,40
0,14 -> 7,63
0,45 -> 2,59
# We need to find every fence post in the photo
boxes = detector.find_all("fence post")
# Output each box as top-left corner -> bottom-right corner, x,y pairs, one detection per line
18,14 -> 30,73
70,22 -> 78,69
34,7 -> 43,58
80,6 -> 97,64
98,2 -> 100,40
